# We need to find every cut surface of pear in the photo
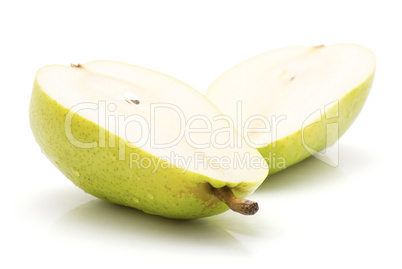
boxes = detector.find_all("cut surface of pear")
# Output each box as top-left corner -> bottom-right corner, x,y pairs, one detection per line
207,44 -> 375,174
30,60 -> 268,219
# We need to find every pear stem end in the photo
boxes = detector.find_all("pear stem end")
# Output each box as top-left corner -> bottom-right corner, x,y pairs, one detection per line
213,186 -> 259,215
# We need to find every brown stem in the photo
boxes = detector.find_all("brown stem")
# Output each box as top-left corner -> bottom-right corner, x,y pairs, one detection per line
213,186 -> 259,215
70,63 -> 82,68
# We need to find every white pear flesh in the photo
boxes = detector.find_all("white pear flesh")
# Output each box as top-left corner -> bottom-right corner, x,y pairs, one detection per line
29,61 -> 268,219
207,44 -> 375,174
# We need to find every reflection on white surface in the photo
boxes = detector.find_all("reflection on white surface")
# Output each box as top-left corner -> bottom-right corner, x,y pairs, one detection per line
48,199 -> 251,257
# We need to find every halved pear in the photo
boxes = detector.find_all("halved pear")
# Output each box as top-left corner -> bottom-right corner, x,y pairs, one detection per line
29,61 -> 268,219
207,44 -> 375,174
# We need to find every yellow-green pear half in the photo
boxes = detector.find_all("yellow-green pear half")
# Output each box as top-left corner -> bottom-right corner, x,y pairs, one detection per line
207,44 -> 375,174
29,61 -> 268,219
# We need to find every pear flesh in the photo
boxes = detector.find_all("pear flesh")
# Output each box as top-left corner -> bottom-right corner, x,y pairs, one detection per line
29,61 -> 268,219
207,44 -> 375,174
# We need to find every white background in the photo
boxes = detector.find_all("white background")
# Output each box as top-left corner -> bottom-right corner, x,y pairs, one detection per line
1,0 -> 401,268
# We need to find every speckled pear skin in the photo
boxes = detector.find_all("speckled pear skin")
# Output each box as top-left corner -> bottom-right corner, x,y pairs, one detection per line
29,80 -> 263,219
259,73 -> 374,174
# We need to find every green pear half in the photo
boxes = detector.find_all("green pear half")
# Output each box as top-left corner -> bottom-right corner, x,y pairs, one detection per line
29,61 -> 268,219
207,44 -> 375,174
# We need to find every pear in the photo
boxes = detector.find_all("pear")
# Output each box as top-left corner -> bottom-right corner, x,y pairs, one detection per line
29,61 -> 268,219
207,44 -> 375,174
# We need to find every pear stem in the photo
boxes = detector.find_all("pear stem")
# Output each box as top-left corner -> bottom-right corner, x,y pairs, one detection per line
71,63 -> 82,68
213,186 -> 259,215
